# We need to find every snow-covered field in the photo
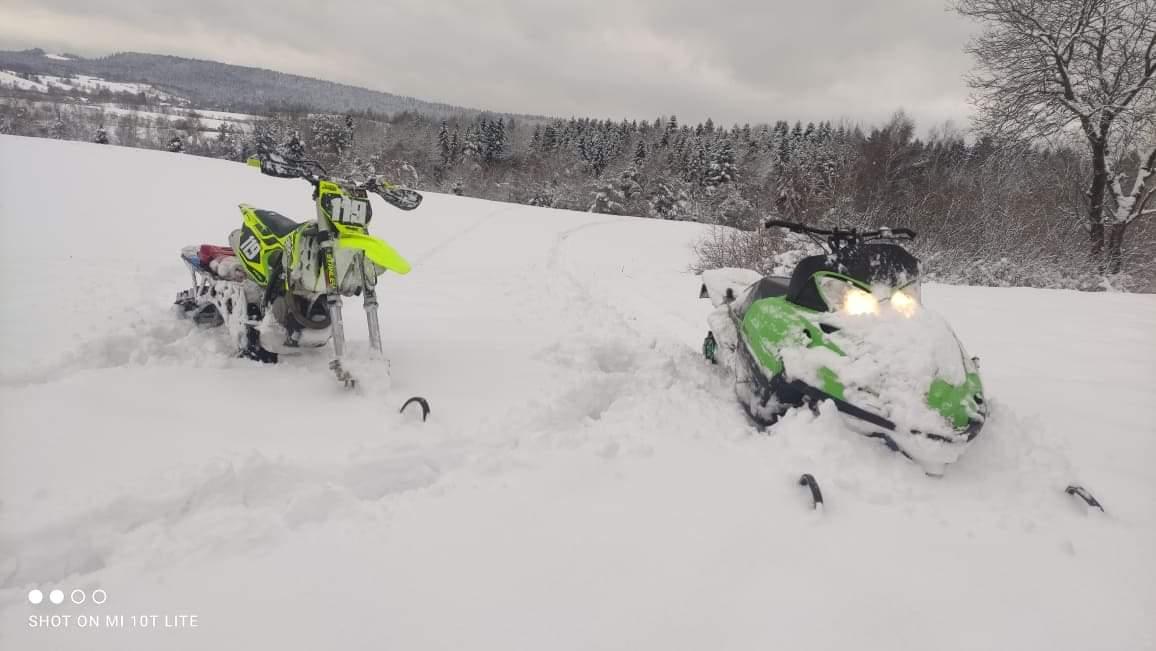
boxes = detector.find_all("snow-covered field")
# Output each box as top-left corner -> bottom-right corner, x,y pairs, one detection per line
1,136 -> 1154,650
0,95 -> 259,136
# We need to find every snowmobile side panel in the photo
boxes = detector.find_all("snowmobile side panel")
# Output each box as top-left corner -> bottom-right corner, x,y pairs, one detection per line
740,296 -> 842,375
927,373 -> 986,429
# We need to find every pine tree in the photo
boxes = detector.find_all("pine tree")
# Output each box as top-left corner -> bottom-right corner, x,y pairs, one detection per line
618,166 -> 643,200
491,117 -> 507,161
649,178 -> 686,219
48,115 -> 67,139
310,114 -> 353,164
633,140 -> 647,166
661,115 -> 678,147
480,118 -> 507,163
437,121 -> 453,167
688,140 -> 710,184
283,130 -> 306,159
93,125 -> 109,144
758,124 -> 771,151
590,178 -> 626,214
705,139 -> 738,186
541,124 -> 558,151
253,119 -> 284,155
717,189 -> 756,229
215,123 -> 242,160
461,125 -> 478,160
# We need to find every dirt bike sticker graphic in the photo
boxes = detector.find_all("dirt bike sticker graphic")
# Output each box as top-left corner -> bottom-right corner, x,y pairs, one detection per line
239,235 -> 261,260
329,196 -> 369,226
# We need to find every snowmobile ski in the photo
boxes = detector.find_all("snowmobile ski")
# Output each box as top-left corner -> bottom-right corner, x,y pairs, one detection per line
1065,484 -> 1105,512
798,473 -> 824,510
400,396 -> 431,422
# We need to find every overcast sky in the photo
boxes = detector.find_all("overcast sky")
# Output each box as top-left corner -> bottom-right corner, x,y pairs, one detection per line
0,0 -> 979,129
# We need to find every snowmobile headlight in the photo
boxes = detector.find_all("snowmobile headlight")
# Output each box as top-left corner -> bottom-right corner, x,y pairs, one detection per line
890,289 -> 918,317
843,287 -> 880,315
817,276 -> 879,315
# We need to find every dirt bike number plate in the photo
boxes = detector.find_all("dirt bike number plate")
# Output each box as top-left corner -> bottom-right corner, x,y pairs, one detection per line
329,196 -> 370,226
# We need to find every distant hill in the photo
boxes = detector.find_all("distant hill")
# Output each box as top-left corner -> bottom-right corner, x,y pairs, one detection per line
0,48 -> 500,119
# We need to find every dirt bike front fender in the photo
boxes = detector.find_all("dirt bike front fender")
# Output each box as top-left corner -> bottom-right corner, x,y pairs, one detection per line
337,232 -> 412,275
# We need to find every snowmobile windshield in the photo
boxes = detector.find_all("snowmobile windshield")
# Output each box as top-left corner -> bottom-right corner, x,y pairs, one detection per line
842,243 -> 921,288
816,275 -> 922,317
814,244 -> 923,316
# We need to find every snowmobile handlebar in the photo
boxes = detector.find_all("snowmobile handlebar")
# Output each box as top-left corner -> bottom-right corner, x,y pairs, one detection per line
763,219 -> 916,242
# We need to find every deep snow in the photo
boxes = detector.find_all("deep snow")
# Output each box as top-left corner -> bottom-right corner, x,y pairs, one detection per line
0,136 -> 1154,650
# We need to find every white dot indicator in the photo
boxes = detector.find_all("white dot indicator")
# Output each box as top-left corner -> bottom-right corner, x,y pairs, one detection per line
49,590 -> 64,605
92,589 -> 107,605
28,589 -> 43,604
71,589 -> 86,605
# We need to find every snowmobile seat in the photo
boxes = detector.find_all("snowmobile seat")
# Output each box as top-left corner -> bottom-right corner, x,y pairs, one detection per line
253,209 -> 302,238
749,276 -> 791,301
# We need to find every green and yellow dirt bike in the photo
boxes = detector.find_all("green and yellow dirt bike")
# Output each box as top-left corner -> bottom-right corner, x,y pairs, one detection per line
175,153 -> 422,388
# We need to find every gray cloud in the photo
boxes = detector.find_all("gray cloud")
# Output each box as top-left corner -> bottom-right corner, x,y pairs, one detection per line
0,0 -> 977,128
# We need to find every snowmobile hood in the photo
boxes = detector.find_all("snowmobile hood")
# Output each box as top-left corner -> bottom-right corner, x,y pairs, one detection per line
779,305 -> 986,440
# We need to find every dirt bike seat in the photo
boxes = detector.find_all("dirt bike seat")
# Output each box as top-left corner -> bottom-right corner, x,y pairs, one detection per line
252,209 -> 302,238
197,244 -> 235,265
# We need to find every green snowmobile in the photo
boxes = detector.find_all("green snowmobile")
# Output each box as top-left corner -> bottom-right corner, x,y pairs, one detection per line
700,220 -> 987,473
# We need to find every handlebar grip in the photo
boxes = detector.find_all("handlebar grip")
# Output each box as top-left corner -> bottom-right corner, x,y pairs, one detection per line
764,219 -> 801,231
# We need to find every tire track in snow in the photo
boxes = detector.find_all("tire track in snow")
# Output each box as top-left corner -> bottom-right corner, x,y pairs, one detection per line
0,314 -> 234,388
410,204 -> 511,268
522,216 -> 747,448
0,445 -> 463,589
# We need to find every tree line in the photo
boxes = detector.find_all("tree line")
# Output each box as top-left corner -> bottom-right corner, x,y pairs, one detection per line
3,0 -> 1153,291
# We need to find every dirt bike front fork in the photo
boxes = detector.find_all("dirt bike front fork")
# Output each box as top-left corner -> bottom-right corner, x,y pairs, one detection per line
325,290 -> 355,387
363,286 -> 383,355
324,250 -> 386,388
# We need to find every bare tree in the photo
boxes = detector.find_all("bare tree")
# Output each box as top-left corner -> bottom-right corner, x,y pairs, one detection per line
955,0 -> 1156,271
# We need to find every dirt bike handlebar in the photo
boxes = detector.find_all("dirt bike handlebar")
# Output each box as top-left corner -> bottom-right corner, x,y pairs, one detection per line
248,154 -> 401,194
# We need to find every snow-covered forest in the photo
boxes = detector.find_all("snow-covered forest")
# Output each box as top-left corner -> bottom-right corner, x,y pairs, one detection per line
2,31 -> 1153,291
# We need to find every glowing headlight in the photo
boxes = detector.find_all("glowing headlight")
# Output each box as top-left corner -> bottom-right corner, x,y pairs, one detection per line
843,287 -> 880,315
890,290 -> 918,317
